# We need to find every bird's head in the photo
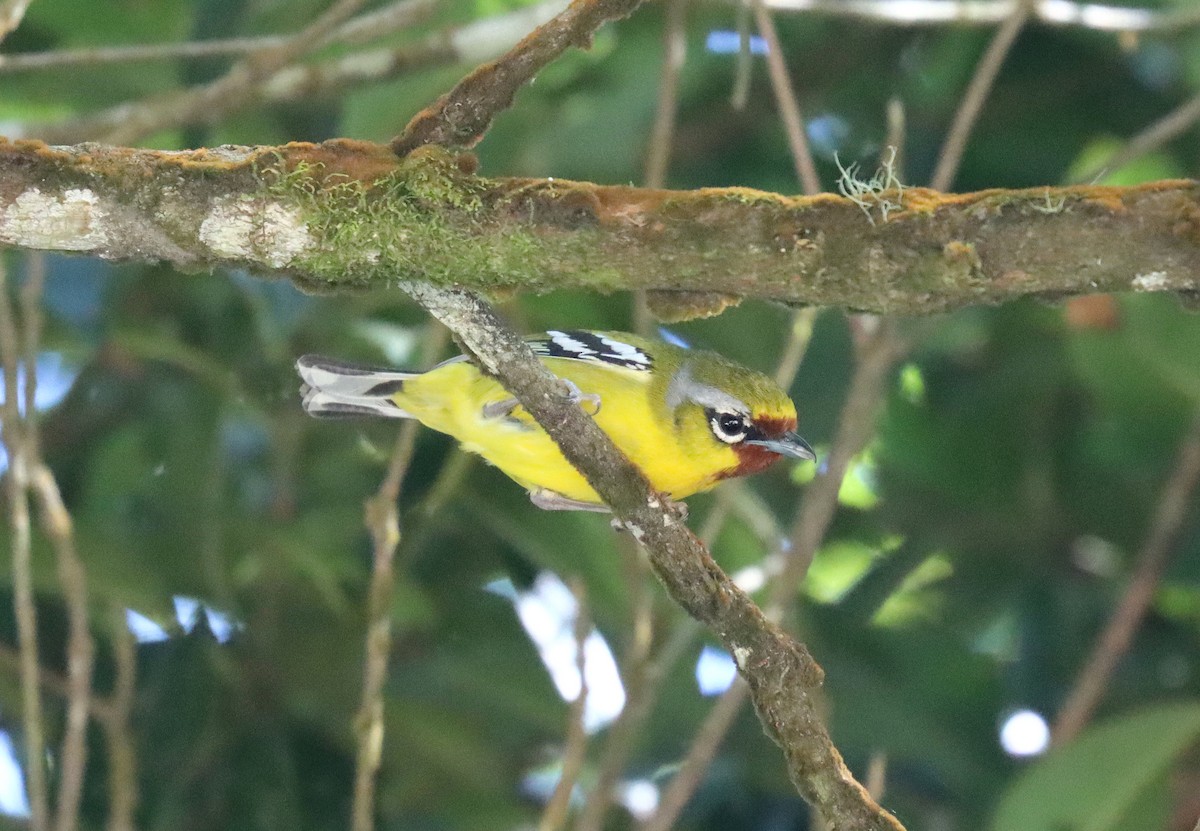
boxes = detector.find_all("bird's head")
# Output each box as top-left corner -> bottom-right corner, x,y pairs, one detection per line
664,351 -> 815,482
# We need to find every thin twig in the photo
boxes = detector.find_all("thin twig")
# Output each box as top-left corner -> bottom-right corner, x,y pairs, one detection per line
1072,91 -> 1200,185
0,259 -> 50,831
575,537 -> 658,831
0,0 -> 34,43
929,0 -> 1030,192
884,97 -> 907,183
401,282 -> 903,831
1052,414 -> 1200,746
865,751 -> 886,801
641,681 -> 749,831
42,0 -> 366,145
15,256 -> 96,831
0,0 -> 432,73
643,0 -> 688,189
392,0 -> 647,155
104,606 -> 138,831
634,0 -> 688,335
351,420 -> 420,831
33,463 -> 94,831
730,0 -> 753,110
18,255 -> 42,450
752,0 -> 821,196
0,642 -> 115,724
351,325 -> 447,831
772,323 -> 905,599
773,308 -> 818,389
536,578 -> 591,831
230,0 -> 567,108
757,0 -> 1200,32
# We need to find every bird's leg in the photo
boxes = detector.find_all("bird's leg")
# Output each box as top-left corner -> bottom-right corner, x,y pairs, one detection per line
481,397 -> 520,419
663,497 -> 688,521
559,379 -> 602,415
529,489 -> 612,513
483,379 -> 599,420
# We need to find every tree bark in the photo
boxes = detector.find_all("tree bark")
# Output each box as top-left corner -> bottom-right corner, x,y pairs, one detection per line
1,137 -> 1198,316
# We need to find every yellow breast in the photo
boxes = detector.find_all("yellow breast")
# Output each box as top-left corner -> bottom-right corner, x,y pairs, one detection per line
391,359 -> 738,503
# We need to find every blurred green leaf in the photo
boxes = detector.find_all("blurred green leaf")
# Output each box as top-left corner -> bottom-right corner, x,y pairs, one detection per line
991,701 -> 1200,831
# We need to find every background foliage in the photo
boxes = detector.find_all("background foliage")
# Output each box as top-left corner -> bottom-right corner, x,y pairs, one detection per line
3,0 -> 1200,829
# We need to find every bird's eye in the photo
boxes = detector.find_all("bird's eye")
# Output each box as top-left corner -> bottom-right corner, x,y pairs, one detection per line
709,410 -> 748,444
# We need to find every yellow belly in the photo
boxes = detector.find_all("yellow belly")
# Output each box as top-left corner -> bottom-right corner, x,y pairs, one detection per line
392,360 -> 731,503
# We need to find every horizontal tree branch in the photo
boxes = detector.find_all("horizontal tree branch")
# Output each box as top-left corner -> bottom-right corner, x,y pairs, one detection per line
0,0 -> 435,73
1,138 -> 1198,315
759,0 -> 1200,31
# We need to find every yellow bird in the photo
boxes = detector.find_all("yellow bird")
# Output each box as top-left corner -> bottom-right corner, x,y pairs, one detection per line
296,330 -> 814,511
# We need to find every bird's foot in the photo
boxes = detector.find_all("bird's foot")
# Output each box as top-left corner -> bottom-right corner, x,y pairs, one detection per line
559,379 -> 602,415
609,495 -> 688,535
481,397 -> 520,419
529,489 -> 611,513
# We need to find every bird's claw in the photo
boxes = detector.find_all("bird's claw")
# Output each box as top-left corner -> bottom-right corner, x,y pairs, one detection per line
481,397 -> 520,419
560,379 -> 601,415
529,489 -> 611,513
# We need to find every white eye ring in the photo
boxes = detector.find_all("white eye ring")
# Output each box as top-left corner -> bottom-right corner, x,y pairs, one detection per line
709,410 -> 748,444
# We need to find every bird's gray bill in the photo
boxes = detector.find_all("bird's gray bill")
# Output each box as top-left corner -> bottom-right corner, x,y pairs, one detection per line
746,431 -> 816,461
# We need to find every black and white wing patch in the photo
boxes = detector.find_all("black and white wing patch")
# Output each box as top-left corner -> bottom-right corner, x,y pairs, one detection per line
531,330 -> 653,371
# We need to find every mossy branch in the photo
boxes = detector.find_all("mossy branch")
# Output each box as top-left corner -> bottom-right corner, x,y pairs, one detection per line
1,137 -> 1199,315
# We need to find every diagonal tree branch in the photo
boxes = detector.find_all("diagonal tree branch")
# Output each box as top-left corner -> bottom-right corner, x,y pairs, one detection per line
929,0 -> 1030,192
1,140 -> 1198,316
1052,414 -> 1200,746
398,281 -> 904,831
391,0 -> 647,155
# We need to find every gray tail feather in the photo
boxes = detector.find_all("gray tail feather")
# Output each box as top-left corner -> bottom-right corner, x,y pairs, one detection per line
296,355 -> 416,420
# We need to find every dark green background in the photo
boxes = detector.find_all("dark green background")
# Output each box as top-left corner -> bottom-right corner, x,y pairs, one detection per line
2,0 -> 1200,828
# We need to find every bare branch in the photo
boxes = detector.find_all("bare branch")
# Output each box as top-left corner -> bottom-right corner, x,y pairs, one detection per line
2,140 -> 1198,315
1071,91 -> 1200,186
0,258 -> 50,831
36,0 -> 366,146
643,0 -> 689,190
399,282 -> 904,830
0,0 -> 35,44
20,0 -> 572,143
930,1 -> 1031,191
0,0 -> 432,73
104,606 -> 138,831
753,0 -> 821,196
391,0 -> 647,155
773,323 -> 905,594
353,325 -> 447,831
641,681 -> 750,831
758,0 -> 1200,32
1052,414 -> 1200,746
536,578 -> 591,831
12,256 -> 95,831
257,0 -> 571,107
352,422 -> 419,831
33,462 -> 94,831
0,641 -> 117,722
574,540 -> 657,831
